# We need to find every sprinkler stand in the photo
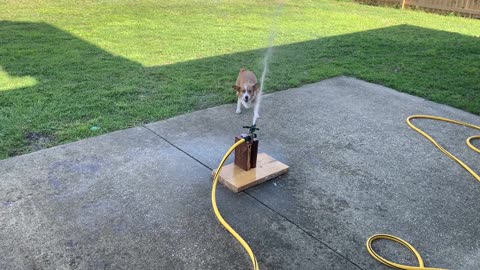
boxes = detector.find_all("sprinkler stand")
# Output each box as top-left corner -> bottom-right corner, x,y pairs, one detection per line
234,134 -> 258,171
212,131 -> 288,193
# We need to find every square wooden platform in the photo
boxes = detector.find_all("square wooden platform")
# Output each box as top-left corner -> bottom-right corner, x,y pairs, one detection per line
212,153 -> 289,193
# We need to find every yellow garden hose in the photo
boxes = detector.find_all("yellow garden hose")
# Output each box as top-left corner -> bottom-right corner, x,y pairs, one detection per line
212,115 -> 480,270
406,115 -> 480,182
367,115 -> 480,269
211,138 -> 260,270
366,234 -> 447,270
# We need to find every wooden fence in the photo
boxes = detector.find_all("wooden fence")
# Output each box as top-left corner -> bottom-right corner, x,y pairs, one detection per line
358,0 -> 480,18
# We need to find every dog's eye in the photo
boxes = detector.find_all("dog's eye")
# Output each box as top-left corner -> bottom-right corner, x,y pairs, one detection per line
242,90 -> 246,93
248,90 -> 252,94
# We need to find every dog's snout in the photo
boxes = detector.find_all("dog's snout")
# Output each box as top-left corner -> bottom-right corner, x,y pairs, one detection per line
244,96 -> 249,101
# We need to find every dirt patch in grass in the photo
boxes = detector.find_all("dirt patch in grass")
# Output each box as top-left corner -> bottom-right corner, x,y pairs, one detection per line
24,132 -> 55,152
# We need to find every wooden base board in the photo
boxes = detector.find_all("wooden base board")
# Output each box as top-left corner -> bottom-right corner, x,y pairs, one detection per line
212,153 -> 288,193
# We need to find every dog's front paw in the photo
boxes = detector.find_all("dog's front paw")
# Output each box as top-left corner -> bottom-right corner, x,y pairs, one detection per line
254,113 -> 260,119
236,109 -> 241,114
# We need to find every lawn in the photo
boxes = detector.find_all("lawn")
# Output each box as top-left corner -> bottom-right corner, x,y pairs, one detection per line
1,0 -> 479,159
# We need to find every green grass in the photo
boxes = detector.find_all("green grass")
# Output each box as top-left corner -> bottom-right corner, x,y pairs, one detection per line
1,0 -> 479,159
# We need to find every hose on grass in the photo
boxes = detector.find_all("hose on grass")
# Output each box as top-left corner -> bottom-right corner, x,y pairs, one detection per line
367,115 -> 480,270
211,138 -> 259,270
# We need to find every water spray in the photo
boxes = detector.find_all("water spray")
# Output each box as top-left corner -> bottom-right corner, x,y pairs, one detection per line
213,4 -> 287,191
252,3 -> 284,126
252,35 -> 274,126
210,4 -> 287,270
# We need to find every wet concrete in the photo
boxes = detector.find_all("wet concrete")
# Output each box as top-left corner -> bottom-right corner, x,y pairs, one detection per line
2,76 -> 480,269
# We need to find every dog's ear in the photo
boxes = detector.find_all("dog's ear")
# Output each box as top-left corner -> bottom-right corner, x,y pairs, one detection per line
232,85 -> 241,91
252,83 -> 260,92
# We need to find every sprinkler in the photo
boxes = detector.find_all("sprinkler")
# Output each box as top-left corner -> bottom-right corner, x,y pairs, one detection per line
212,123 -> 288,193
243,124 -> 259,138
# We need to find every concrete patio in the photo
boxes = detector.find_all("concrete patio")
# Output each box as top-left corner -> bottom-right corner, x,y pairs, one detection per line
1,76 -> 479,269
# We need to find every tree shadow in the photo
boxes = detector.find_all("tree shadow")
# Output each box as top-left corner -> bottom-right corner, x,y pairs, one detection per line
1,21 -> 479,158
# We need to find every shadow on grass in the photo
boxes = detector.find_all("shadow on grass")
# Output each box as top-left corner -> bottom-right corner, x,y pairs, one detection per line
1,21 -> 479,158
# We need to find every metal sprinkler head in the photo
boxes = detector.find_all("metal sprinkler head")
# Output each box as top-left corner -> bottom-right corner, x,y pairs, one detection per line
242,124 -> 259,140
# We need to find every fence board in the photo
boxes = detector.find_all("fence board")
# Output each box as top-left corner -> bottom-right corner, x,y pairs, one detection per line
411,0 -> 480,14
359,0 -> 480,17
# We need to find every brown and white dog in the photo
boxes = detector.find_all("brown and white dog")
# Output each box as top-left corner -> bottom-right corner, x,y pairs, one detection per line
232,68 -> 260,118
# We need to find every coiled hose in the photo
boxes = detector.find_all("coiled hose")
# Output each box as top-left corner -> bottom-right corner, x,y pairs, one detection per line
367,115 -> 480,270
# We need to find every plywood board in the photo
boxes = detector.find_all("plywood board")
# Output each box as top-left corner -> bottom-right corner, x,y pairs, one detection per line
212,153 -> 289,193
